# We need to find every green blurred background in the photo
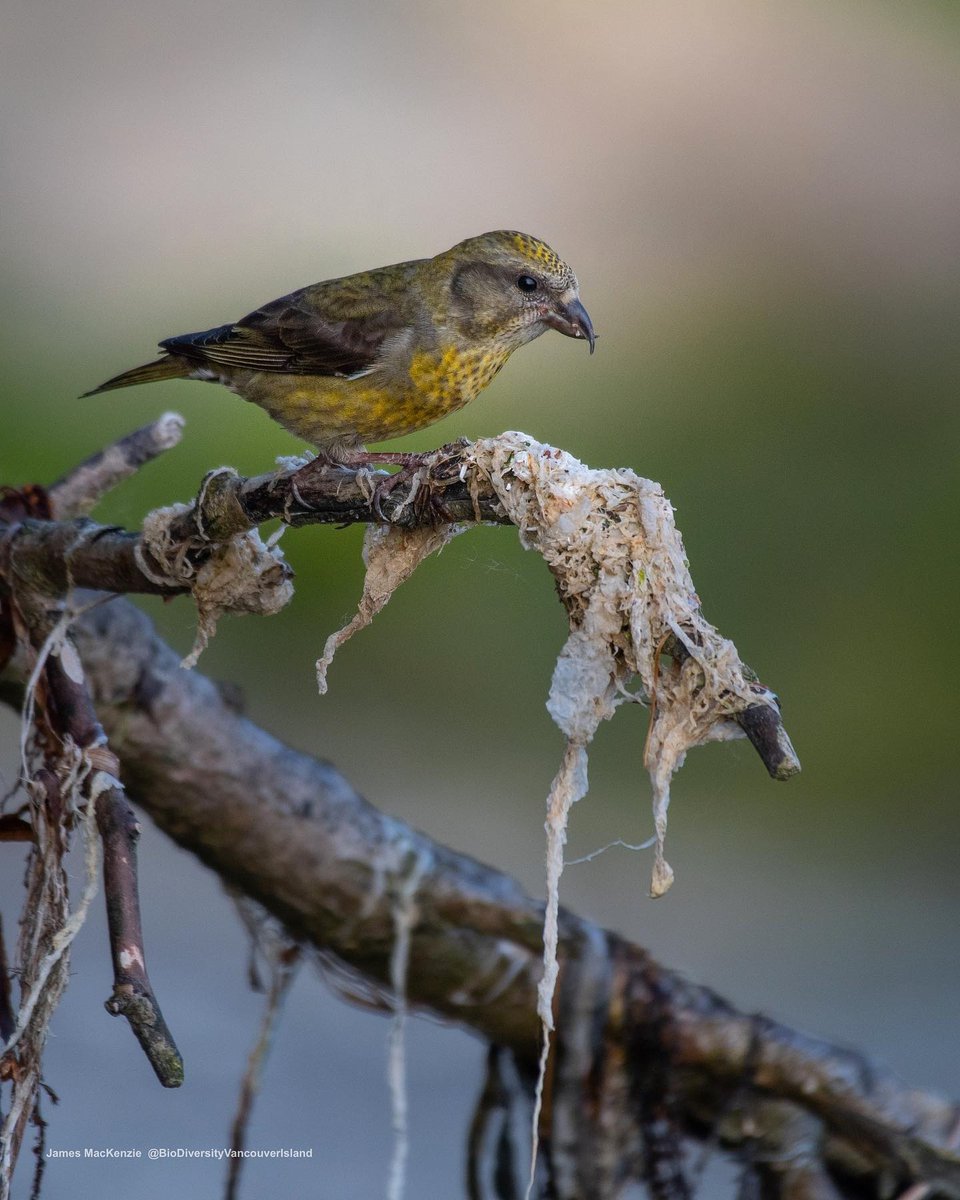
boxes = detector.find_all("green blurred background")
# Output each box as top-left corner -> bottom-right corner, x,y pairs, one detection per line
2,1 -> 959,1196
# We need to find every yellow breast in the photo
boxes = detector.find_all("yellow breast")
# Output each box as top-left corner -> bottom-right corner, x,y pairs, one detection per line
408,343 -> 510,410
237,342 -> 512,451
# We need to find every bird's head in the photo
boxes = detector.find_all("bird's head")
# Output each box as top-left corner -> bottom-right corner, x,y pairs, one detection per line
436,230 -> 596,354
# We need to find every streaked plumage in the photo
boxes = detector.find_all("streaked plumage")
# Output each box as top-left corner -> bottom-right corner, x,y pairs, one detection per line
85,231 -> 596,459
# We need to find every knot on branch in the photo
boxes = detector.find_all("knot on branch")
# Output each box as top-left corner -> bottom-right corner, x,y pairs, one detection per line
136,469 -> 294,668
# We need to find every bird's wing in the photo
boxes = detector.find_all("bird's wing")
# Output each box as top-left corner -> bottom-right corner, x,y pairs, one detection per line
160,278 -> 416,377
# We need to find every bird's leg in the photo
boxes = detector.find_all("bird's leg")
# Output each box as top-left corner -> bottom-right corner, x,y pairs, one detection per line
345,452 -> 430,522
347,449 -> 467,524
288,445 -> 467,523
347,451 -> 428,470
287,449 -> 415,520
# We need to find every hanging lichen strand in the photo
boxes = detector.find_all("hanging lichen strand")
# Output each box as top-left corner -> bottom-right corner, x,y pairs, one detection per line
321,432 -> 785,897
468,432 -> 782,898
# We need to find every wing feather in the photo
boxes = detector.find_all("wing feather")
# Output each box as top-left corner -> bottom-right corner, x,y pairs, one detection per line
160,275 -> 416,378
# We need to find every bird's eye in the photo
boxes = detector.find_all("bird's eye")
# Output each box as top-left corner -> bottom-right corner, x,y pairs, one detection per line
516,274 -> 539,293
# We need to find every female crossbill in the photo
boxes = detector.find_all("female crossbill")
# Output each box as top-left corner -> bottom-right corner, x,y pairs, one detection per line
85,230 -> 596,462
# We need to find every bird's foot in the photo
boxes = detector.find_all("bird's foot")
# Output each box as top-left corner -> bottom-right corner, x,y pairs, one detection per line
286,442 -> 471,523
283,452 -> 368,522
351,452 -> 433,523
348,448 -> 467,523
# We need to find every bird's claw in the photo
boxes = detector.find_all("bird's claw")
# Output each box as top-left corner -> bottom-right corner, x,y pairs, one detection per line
367,457 -> 456,525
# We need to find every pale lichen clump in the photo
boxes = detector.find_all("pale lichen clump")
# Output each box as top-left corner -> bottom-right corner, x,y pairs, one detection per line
318,430 -> 776,896
468,432 -> 766,899
136,474 -> 294,669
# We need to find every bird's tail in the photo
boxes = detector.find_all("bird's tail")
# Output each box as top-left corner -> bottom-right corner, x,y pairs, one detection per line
81,356 -> 189,397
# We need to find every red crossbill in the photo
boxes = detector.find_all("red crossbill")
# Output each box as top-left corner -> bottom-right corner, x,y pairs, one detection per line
84,231 -> 596,464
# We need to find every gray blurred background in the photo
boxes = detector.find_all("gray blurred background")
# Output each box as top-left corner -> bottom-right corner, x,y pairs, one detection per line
2,1 -> 959,1197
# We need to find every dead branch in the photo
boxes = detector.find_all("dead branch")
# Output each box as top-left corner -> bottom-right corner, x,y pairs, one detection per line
0,428 -> 186,1096
0,441 -> 798,786
2,517 -> 184,599
0,443 -> 498,602
2,423 -> 948,1198
27,638 -> 182,1088
161,439 -> 504,540
96,781 -> 184,1086
49,412 -> 185,520
0,595 -> 948,1199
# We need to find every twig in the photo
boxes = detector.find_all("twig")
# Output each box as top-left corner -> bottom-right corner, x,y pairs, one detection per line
736,700 -> 801,781
27,1089 -> 52,1200
0,918 -> 13,1046
165,441 -> 503,543
41,648 -> 183,1087
48,412 -> 185,520
225,930 -> 300,1200
664,635 -> 800,782
96,783 -> 183,1087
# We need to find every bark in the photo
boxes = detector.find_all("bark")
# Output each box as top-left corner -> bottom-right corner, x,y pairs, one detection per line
2,594 -> 945,1200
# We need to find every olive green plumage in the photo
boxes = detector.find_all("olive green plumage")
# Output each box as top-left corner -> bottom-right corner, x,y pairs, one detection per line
85,231 -> 596,459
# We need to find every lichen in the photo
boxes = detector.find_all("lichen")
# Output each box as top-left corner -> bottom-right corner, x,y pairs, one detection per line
468,432 -> 764,898
136,486 -> 294,669
315,521 -> 464,693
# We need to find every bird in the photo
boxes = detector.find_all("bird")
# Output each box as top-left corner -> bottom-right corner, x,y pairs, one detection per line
84,231 -> 596,470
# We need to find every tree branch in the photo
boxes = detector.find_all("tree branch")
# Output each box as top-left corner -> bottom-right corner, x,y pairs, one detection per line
4,594 -> 947,1199
163,441 -> 504,541
49,412 -> 186,520
3,423 -> 928,1197
35,643 -> 183,1088
0,446 -> 500,600
0,439 -> 799,783
3,518 -> 186,599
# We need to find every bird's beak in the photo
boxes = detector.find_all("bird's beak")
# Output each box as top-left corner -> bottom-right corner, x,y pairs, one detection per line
544,296 -> 596,354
